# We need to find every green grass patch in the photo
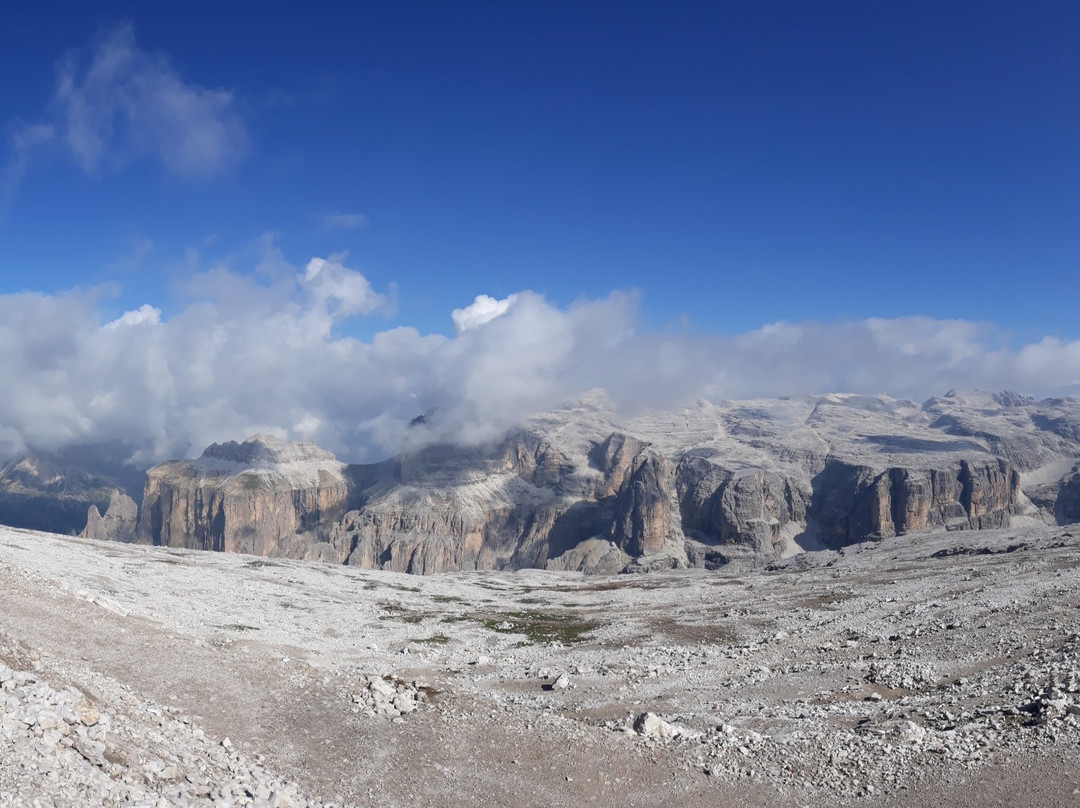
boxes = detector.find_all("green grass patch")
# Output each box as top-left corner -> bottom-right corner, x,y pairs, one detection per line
380,603 -> 425,623
481,611 -> 598,645
412,634 -> 451,645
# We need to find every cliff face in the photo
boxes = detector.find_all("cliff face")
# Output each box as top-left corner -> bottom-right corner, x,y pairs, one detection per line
676,455 -> 807,557
324,431 -> 679,574
76,390 -> 1080,574
806,458 -> 1020,548
136,436 -> 352,556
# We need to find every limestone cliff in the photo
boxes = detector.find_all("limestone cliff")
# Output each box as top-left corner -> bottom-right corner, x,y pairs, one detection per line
136,435 -> 352,556
325,431 -> 679,574
805,458 -> 1020,547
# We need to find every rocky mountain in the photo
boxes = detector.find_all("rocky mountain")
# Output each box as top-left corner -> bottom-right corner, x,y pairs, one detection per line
68,389 -> 1080,574
127,435 -> 353,557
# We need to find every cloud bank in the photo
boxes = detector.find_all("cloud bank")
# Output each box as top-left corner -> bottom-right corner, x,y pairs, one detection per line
1,251 -> 1080,465
3,23 -> 246,198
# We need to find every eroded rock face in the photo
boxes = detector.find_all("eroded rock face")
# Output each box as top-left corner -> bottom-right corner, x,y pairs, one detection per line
1053,466 -> 1080,524
676,456 -> 806,555
598,434 -> 676,557
136,435 -> 352,556
325,431 -> 679,574
806,458 -> 1020,548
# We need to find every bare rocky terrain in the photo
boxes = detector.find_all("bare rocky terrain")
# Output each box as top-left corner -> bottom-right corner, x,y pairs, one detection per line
3,520 -> 1080,806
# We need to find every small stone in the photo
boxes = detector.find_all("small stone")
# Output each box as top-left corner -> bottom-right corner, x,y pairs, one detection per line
887,720 -> 926,744
75,702 -> 100,727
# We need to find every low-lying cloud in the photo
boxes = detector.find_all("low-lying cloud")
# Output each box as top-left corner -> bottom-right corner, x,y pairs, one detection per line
1,252 -> 1079,466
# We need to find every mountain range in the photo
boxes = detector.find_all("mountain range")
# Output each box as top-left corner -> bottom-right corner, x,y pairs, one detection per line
0,389 -> 1059,574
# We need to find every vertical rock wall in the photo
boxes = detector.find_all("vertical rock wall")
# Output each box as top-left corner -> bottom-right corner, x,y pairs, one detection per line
807,458 -> 1020,547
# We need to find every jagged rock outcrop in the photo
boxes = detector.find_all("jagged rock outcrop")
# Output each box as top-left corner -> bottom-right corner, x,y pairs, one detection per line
136,435 -> 352,556
81,489 -> 139,542
68,389 -> 1080,574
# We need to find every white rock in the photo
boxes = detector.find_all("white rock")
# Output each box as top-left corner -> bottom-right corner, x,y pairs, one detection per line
887,720 -> 927,744
633,712 -> 683,740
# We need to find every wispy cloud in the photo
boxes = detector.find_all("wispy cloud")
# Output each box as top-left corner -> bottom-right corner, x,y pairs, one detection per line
0,123 -> 56,210
1,247 -> 1079,465
321,212 -> 370,231
3,23 -> 247,198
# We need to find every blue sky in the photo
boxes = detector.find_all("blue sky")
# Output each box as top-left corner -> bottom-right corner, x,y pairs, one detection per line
4,1 -> 1077,336
0,2 -> 1078,461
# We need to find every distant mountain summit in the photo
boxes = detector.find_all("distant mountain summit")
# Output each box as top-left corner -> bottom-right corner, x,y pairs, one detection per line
125,434 -> 351,556
199,434 -> 341,469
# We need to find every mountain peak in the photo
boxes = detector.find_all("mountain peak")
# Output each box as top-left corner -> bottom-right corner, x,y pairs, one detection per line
200,434 -> 339,467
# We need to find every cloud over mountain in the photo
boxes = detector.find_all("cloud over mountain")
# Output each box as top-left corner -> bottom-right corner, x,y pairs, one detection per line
1,250 -> 1079,466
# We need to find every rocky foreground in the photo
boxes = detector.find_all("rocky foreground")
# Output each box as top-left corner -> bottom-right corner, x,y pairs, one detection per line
3,522 -> 1080,806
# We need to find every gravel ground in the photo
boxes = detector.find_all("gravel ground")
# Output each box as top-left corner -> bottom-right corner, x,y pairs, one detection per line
2,524 -> 1080,806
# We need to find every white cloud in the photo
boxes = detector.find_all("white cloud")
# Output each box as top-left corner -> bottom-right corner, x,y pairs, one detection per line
451,293 -> 518,333
301,256 -> 392,321
321,212 -> 369,231
2,255 -> 1080,466
4,23 -> 246,191
104,304 -> 161,329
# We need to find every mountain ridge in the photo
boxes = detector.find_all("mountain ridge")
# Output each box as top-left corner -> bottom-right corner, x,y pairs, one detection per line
63,389 -> 1080,573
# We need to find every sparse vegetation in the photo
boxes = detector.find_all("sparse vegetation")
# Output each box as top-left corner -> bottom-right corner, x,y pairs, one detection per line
481,610 -> 598,645
411,634 -> 451,645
